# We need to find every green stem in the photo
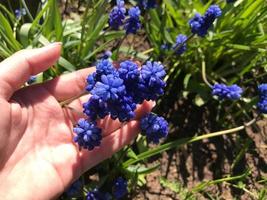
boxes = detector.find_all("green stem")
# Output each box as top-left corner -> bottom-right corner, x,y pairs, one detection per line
115,35 -> 127,60
201,59 -> 212,88
123,117 -> 257,167
60,91 -> 87,107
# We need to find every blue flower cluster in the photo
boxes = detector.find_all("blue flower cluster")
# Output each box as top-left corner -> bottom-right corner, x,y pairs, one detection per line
141,113 -> 169,144
86,188 -> 110,200
189,5 -> 222,37
84,59 -> 166,122
74,58 -> 168,150
73,119 -> 102,150
85,177 -> 128,200
227,0 -> 236,3
109,0 -> 126,30
124,7 -> 141,34
66,180 -> 82,197
257,84 -> 267,114
109,1 -> 141,34
212,83 -> 243,100
173,34 -> 187,55
102,50 -> 112,59
136,0 -> 157,9
15,8 -> 26,19
27,75 -> 37,85
112,177 -> 128,199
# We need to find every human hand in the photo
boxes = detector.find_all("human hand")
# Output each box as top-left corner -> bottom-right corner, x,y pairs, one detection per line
0,43 -> 153,200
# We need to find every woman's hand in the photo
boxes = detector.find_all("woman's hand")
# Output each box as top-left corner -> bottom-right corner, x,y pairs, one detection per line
0,43 -> 153,200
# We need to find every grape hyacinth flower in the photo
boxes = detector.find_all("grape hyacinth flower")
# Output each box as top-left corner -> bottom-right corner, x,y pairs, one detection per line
27,75 -> 37,85
102,50 -> 112,59
15,8 -> 26,19
113,177 -> 128,199
86,188 -> 110,200
161,43 -> 171,51
212,83 -> 243,100
136,0 -> 157,9
141,113 -> 169,144
124,6 -> 141,34
258,84 -> 267,98
96,59 -> 117,76
227,0 -> 236,3
91,74 -> 125,101
108,95 -> 136,122
86,59 -> 117,92
86,73 -> 97,92
257,84 -> 267,114
83,95 -> 108,120
78,58 -> 168,150
66,180 -> 82,197
73,119 -> 102,150
139,61 -> 166,101
118,60 -> 140,82
173,34 -> 187,55
189,5 -> 222,37
109,0 -> 126,30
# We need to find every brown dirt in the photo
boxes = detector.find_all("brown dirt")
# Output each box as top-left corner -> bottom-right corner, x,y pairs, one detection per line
131,118 -> 267,200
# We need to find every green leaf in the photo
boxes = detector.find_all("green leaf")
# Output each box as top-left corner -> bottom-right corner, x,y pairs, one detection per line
58,57 -> 76,72
126,163 -> 160,175
0,12 -> 21,51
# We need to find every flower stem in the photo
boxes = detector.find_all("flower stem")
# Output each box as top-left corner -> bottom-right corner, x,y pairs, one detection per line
123,117 -> 257,167
201,59 -> 212,88
60,91 -> 87,107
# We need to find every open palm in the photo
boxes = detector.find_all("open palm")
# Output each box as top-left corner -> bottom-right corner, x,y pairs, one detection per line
0,44 -> 153,200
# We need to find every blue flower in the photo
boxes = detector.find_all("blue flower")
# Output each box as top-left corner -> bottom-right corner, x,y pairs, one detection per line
227,0 -> 236,3
204,5 -> 222,23
83,96 -> 109,120
212,83 -> 243,100
73,119 -> 102,150
109,0 -> 126,30
86,73 -> 96,92
66,180 -> 82,197
161,43 -> 171,51
27,76 -> 37,85
91,74 -> 125,101
96,59 -> 116,76
86,59 -> 117,92
108,95 -> 136,122
258,84 -> 267,98
86,188 -> 110,200
258,99 -> 267,114
189,13 -> 206,36
15,8 -> 26,19
141,113 -> 169,144
257,84 -> 267,114
173,34 -> 187,55
189,5 -> 221,37
102,50 -> 112,59
118,60 -> 140,82
113,177 -> 128,199
136,0 -> 157,9
139,61 -> 166,101
124,7 -> 141,34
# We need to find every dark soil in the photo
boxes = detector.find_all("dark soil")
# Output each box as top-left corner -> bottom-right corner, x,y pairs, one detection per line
132,115 -> 267,200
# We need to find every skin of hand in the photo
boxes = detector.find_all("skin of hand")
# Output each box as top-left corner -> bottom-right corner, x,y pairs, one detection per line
0,43 -> 153,200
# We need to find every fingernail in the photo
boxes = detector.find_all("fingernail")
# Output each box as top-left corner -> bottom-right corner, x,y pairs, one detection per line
45,42 -> 62,47
152,101 -> 156,108
51,42 -> 62,46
